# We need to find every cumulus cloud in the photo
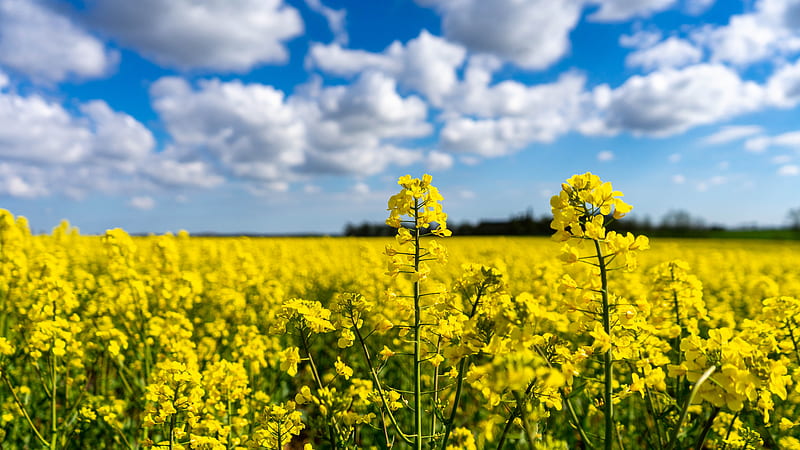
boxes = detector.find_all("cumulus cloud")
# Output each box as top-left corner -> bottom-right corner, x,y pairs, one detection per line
0,0 -> 117,83
0,81 -> 222,199
586,0 -> 678,22
625,36 -> 703,70
300,72 -> 429,174
684,0 -> 716,15
438,69 -> 588,156
0,163 -> 49,198
778,164 -> 800,175
439,117 -> 547,157
308,30 -> 466,106
151,77 -> 305,182
0,90 -> 92,164
701,125 -> 764,145
80,100 -> 155,167
351,182 -> 370,195
150,72 -> 430,183
142,150 -> 224,189
766,58 -> 800,108
82,0 -> 303,71
304,0 -> 347,44
691,0 -> 800,66
426,151 -> 454,171
594,64 -> 765,136
417,0 -> 583,69
619,29 -> 663,49
745,130 -> 800,152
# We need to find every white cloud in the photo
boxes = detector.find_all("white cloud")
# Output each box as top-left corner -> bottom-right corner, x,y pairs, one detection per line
83,0 -> 303,71
143,155 -> 224,189
129,196 -> 155,210
595,64 -> 764,136
0,91 -> 92,164
619,29 -> 663,49
448,68 -> 586,119
80,100 -> 155,167
625,36 -> 703,71
766,58 -> 800,108
586,0 -> 678,22
0,0 -> 117,83
151,77 -> 305,182
306,43 -> 400,75
417,0 -> 583,69
0,83 -> 224,199
745,130 -> 800,152
597,150 -> 614,161
702,125 -> 764,145
684,0 -> 716,15
308,30 -> 466,106
438,71 -> 588,156
304,0 -> 347,44
778,164 -> 800,175
744,136 -> 771,153
439,117 -> 539,157
426,151 -> 454,171
672,174 -> 686,184
0,163 -> 48,198
151,72 -> 430,183
301,72 -> 430,174
691,0 -> 800,66
669,153 -> 682,163
352,182 -> 370,195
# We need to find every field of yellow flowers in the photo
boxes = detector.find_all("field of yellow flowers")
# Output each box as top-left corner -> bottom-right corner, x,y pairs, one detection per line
1,173 -> 800,449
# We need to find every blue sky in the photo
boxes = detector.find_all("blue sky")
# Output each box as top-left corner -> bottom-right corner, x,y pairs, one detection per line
1,0 -> 800,234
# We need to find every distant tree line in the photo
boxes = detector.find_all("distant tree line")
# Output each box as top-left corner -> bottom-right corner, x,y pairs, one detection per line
343,208 -> 800,238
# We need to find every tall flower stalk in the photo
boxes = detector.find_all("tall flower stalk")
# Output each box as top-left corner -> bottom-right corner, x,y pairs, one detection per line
550,172 -> 646,449
385,174 -> 451,449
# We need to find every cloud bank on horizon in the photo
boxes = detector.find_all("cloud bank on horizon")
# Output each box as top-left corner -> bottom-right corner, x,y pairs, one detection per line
0,0 -> 799,233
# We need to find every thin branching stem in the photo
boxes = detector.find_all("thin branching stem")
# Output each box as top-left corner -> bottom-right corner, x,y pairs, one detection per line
593,239 -> 613,450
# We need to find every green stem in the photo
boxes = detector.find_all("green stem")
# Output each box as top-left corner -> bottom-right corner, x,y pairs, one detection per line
51,299 -> 58,450
413,200 -> 423,450
692,407 -> 719,450
671,265 -> 686,405
531,344 -> 594,448
786,322 -> 800,365
1,370 -> 50,447
301,330 -> 338,448
665,365 -> 716,450
513,390 -> 536,449
643,385 -> 665,449
351,321 -> 413,445
430,337 -> 441,439
721,410 -> 739,450
496,380 -> 536,450
593,239 -> 613,450
168,385 -> 179,450
563,388 -> 595,449
227,396 -> 233,450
